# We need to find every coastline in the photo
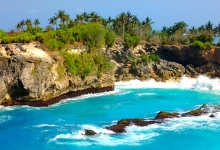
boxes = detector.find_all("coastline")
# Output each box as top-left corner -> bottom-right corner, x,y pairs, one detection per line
1,86 -> 114,107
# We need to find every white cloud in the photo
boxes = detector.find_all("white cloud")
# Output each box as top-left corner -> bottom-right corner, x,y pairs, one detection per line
75,8 -> 84,14
29,9 -> 37,13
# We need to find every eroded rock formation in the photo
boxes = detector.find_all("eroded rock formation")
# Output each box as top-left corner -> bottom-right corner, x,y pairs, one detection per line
0,42 -> 114,106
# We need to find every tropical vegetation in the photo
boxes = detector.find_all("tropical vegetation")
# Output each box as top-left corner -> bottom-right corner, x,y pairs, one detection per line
0,10 -> 219,79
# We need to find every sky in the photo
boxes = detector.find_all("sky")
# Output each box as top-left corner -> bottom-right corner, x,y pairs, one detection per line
0,0 -> 219,31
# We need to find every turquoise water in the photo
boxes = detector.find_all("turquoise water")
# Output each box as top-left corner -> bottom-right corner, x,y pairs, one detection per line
1,77 -> 220,150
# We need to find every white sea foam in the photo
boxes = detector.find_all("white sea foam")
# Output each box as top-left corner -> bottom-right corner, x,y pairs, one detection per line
115,75 -> 220,91
0,115 -> 11,123
33,124 -> 59,128
136,93 -> 157,96
49,111 -> 220,147
50,124 -> 159,146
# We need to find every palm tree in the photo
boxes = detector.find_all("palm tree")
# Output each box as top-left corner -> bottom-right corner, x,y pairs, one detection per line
34,19 -> 40,27
142,17 -> 154,39
25,19 -> 32,30
15,23 -> 21,31
55,10 -> 70,26
205,21 -> 213,30
90,12 -> 101,22
48,16 -> 58,30
19,20 -> 25,30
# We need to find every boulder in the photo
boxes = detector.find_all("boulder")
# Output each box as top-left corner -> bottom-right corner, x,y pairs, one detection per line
105,118 -> 162,133
155,111 -> 179,120
209,114 -> 215,118
181,109 -> 203,117
84,129 -> 97,136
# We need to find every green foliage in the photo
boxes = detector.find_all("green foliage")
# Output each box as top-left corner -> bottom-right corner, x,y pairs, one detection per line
45,38 -> 65,50
105,31 -> 116,48
149,54 -> 160,62
129,53 -> 160,73
196,34 -> 213,43
61,51 -> 112,79
0,29 -> 6,38
192,40 -> 212,49
192,40 -> 206,49
124,33 -> 141,48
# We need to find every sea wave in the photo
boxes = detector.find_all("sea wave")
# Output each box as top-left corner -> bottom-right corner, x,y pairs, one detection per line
50,124 -> 159,146
115,75 -> 220,91
49,111 -> 220,147
0,115 -> 11,123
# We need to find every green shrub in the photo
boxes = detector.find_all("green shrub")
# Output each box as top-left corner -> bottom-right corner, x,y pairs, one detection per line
105,31 -> 116,48
192,40 -> 212,49
204,42 -> 212,49
124,33 -> 141,48
192,40 -> 206,49
45,39 -> 65,50
1,36 -> 12,44
149,54 -> 160,62
0,29 -> 6,39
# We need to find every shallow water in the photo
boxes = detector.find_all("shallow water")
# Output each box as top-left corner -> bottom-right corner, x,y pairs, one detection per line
0,75 -> 220,150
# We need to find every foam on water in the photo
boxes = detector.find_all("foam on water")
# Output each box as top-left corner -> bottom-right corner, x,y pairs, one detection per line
33,124 -> 60,128
115,75 -> 220,91
49,110 -> 220,147
0,115 -> 11,123
50,124 -> 159,146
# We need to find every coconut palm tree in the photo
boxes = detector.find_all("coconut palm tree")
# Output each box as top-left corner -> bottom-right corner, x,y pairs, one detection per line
19,20 -> 25,30
55,10 -> 70,25
15,23 -> 21,31
34,19 -> 40,27
25,19 -> 32,30
48,16 -> 58,30
205,21 -> 213,30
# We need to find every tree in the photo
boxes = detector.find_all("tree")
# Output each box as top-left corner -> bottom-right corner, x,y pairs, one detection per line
34,19 -> 40,27
142,17 -> 154,40
205,21 -> 213,31
25,19 -> 32,30
15,23 -> 21,31
48,16 -> 58,30
19,20 -> 25,30
55,10 -> 70,25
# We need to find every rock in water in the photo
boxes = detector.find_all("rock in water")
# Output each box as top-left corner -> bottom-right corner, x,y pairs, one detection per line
84,129 -> 97,136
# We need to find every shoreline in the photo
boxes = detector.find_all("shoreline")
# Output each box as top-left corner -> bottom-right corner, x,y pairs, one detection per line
1,86 -> 114,107
1,75 -> 220,107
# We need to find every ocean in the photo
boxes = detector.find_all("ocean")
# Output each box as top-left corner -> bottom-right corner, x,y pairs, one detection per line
0,75 -> 220,150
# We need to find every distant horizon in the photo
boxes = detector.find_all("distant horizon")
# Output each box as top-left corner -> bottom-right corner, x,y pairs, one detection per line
0,0 -> 219,32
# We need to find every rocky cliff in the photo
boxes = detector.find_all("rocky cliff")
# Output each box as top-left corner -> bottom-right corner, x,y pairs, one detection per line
0,42 -> 114,106
1,41 -> 220,107
104,42 -> 220,81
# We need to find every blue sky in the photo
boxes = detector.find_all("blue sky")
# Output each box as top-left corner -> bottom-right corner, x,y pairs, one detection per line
0,0 -> 219,31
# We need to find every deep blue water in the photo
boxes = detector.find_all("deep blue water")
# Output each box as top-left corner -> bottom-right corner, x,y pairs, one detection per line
1,80 -> 220,150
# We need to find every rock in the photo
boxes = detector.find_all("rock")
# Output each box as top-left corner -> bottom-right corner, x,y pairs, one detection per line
0,43 -> 114,107
84,129 -> 97,136
0,78 -> 7,101
181,109 -> 203,117
105,118 -> 162,133
155,111 -> 179,120
209,114 -> 215,118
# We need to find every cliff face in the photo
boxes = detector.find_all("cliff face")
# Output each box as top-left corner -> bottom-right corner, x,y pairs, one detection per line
0,42 -> 114,106
1,41 -> 220,106
104,42 -> 220,81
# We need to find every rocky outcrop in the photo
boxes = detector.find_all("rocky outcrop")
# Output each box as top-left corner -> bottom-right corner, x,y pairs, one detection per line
84,129 -> 97,136
105,118 -> 163,133
0,42 -> 114,106
105,42 -> 220,81
82,104 -> 217,135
